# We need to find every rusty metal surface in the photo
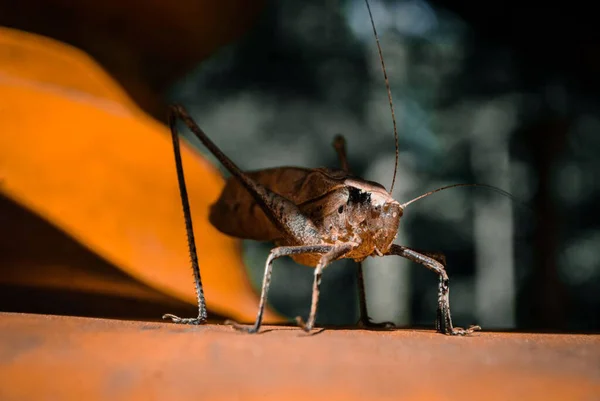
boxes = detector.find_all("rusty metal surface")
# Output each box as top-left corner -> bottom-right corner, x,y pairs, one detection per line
0,312 -> 598,401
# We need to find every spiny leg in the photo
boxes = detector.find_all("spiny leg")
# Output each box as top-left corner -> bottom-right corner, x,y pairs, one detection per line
404,249 -> 448,331
169,105 -> 320,245
404,249 -> 447,331
408,249 -> 448,330
296,242 -> 358,332
409,249 -> 447,267
162,108 -> 207,325
227,244 -> 334,334
385,244 -> 480,335
166,105 -> 323,324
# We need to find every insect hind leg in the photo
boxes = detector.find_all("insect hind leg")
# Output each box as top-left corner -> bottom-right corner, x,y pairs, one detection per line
162,107 -> 208,325
165,105 -> 323,325
170,104 -> 321,248
332,134 -> 351,172
331,136 -> 394,329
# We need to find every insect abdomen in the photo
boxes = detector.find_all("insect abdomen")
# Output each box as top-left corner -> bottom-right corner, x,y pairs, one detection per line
210,167 -> 345,241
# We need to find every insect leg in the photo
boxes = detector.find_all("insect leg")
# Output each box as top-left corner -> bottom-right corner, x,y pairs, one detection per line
356,261 -> 369,322
332,136 -> 392,328
332,134 -> 351,172
408,249 -> 447,267
169,105 -> 320,246
296,242 -> 358,332
385,244 -> 481,335
227,244 -> 334,334
162,107 -> 208,325
399,248 -> 446,331
403,248 -> 446,330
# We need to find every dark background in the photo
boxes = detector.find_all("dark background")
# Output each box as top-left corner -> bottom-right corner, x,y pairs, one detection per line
2,0 -> 599,332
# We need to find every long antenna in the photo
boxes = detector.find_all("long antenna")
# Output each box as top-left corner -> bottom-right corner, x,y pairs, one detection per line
400,183 -> 526,209
364,0 -> 399,194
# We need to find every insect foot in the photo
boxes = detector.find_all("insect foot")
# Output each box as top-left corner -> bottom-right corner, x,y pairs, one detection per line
436,277 -> 481,336
295,316 -> 314,333
450,325 -> 482,336
162,314 -> 206,325
224,319 -> 261,334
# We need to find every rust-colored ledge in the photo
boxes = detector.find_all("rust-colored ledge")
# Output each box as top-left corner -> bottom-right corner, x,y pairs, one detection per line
0,312 -> 598,401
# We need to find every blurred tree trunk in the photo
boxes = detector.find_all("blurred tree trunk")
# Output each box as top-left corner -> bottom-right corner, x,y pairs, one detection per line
520,118 -> 569,330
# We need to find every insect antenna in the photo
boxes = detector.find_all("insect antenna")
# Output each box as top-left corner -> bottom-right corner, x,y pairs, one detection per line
400,183 -> 528,210
364,0 -> 399,195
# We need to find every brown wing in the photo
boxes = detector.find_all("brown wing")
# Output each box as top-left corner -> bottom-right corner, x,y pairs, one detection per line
209,167 -> 349,241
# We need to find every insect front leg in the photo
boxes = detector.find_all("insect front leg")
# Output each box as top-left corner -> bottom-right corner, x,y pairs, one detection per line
399,248 -> 448,332
385,244 -> 481,335
408,249 -> 447,267
227,244 -> 334,334
356,250 -> 447,328
296,242 -> 358,333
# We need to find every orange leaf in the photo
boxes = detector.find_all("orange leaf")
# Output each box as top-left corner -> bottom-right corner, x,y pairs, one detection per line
0,27 -> 285,323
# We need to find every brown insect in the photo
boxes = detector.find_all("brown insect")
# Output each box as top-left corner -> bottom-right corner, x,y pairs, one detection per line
162,0 -> 514,335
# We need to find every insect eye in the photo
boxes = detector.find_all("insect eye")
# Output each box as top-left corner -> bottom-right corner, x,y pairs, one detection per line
338,205 -> 344,214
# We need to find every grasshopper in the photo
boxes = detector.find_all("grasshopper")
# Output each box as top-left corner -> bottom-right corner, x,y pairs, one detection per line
162,0 -> 513,335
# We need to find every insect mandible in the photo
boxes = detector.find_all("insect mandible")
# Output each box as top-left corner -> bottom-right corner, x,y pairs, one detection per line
162,0 -> 515,335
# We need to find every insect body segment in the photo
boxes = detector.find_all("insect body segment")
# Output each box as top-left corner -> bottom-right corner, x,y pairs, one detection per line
211,167 -> 402,266
210,167 -> 347,242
